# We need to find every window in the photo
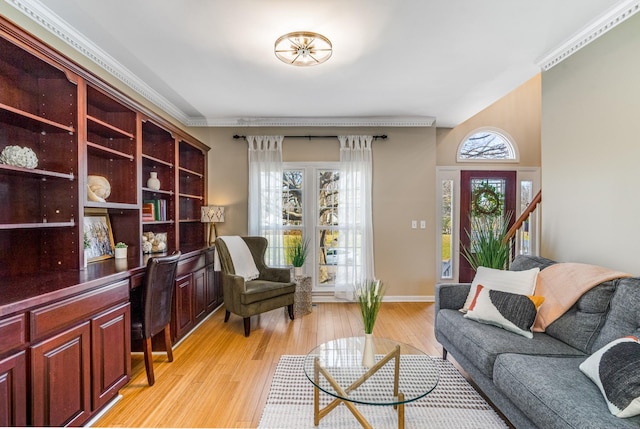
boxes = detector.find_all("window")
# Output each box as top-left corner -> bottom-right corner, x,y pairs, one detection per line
457,129 -> 518,162
282,164 -> 340,290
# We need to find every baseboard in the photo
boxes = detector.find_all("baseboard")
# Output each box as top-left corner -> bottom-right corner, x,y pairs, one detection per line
312,294 -> 434,303
85,394 -> 122,427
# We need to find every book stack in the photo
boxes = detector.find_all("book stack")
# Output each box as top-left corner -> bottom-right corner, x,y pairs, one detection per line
143,199 -> 167,221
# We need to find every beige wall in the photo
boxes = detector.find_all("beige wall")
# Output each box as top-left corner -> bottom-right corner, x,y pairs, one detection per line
540,13 -> 640,274
202,127 -> 437,298
436,75 -> 541,167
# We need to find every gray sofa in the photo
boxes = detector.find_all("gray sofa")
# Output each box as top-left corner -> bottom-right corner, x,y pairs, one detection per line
435,255 -> 640,428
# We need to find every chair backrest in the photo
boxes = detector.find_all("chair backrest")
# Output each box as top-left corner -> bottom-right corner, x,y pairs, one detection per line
142,251 -> 181,337
216,236 -> 268,276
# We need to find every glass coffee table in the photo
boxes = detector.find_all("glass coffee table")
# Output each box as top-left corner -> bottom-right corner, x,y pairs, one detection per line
303,336 -> 439,429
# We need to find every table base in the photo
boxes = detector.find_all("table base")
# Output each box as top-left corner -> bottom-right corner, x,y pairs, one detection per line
313,344 -> 404,429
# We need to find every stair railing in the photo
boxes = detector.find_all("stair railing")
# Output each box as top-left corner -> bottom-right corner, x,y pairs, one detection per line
504,190 -> 542,267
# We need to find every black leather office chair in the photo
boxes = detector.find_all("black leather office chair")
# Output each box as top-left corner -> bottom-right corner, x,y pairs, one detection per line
130,251 -> 181,386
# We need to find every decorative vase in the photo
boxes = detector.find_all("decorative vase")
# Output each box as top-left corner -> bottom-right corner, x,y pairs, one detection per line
147,171 -> 160,190
294,266 -> 303,278
362,333 -> 375,368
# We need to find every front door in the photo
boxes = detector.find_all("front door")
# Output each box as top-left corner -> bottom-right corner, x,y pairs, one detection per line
459,171 -> 516,282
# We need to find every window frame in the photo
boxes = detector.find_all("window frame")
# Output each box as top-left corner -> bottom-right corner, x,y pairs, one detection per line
456,127 -> 519,163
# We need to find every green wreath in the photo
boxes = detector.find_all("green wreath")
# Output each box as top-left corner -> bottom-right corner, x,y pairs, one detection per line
472,182 -> 502,215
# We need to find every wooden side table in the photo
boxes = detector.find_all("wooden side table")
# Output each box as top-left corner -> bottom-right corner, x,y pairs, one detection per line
293,275 -> 312,317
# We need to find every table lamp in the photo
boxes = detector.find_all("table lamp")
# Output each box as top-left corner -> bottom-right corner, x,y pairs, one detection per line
201,205 -> 225,246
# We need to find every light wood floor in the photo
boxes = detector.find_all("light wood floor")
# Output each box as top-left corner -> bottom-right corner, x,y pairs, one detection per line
93,302 -> 447,428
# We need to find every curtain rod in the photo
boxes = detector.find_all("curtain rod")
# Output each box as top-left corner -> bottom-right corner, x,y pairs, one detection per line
233,134 -> 387,141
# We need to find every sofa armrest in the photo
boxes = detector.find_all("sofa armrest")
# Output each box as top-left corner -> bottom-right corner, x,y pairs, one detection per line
435,282 -> 471,313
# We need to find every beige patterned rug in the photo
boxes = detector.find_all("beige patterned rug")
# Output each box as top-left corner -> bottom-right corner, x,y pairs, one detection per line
258,355 -> 509,428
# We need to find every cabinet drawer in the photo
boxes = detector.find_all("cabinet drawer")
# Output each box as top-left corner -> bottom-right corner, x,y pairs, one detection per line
177,254 -> 206,276
30,280 -> 129,341
0,314 -> 26,355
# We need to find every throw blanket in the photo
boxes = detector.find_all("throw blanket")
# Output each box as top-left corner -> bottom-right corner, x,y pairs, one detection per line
533,263 -> 631,332
219,236 -> 260,280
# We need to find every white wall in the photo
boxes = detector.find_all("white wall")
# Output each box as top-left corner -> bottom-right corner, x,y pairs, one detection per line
541,12 -> 640,274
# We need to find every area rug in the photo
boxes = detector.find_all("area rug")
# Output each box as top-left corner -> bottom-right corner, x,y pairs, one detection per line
258,355 -> 508,428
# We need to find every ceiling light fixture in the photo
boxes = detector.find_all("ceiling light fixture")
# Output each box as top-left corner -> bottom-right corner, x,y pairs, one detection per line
274,31 -> 332,67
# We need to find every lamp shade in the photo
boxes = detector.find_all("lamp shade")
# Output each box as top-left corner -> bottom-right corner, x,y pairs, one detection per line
201,206 -> 225,223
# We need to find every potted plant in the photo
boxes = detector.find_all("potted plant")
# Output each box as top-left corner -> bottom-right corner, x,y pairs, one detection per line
288,236 -> 310,277
461,212 -> 512,271
114,242 -> 128,259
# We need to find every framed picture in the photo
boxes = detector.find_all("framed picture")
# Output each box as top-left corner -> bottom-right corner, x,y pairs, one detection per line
83,211 -> 115,262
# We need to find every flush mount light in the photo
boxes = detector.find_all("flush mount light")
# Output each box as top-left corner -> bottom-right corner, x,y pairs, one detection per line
274,31 -> 332,66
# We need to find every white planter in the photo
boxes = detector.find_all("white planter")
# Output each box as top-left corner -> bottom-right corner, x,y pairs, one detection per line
294,266 -> 304,278
115,247 -> 127,259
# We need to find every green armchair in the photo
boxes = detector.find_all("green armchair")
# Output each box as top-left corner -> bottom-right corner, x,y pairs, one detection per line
215,236 -> 296,336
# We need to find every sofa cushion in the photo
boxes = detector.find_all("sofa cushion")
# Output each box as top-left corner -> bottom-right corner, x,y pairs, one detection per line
436,308 -> 584,378
580,336 -> 640,418
544,280 -> 617,353
592,277 -> 640,351
462,266 -> 539,312
493,354 -> 640,429
465,285 -> 544,338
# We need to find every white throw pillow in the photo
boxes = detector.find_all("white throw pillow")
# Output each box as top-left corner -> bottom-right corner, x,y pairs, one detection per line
464,285 -> 545,339
461,266 -> 540,312
579,336 -> 640,418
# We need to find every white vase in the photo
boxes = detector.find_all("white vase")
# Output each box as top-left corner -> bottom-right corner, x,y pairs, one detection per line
294,266 -> 303,278
362,333 -> 375,368
147,171 -> 160,190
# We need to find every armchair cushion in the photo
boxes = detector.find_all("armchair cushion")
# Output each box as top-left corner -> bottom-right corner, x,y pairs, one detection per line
242,279 -> 296,305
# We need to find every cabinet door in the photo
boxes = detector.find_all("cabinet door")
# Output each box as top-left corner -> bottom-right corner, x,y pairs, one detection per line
31,322 -> 91,427
174,273 -> 194,339
91,303 -> 131,411
194,267 -> 207,323
0,351 -> 26,427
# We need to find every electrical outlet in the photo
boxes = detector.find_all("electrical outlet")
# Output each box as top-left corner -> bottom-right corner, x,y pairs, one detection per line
420,220 -> 426,229
411,220 -> 417,229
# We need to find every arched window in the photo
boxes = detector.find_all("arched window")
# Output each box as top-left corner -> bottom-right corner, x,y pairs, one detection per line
457,128 -> 518,162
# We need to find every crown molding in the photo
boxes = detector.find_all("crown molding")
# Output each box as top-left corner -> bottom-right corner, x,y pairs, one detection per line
537,0 -> 640,71
187,116 -> 436,127
5,0 -> 191,124
8,0 -> 637,126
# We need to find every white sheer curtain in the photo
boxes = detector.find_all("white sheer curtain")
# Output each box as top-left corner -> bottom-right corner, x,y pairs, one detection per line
247,135 -> 286,266
335,135 -> 375,300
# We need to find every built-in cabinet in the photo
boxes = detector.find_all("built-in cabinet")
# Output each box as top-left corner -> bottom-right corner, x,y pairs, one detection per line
0,16 -> 219,427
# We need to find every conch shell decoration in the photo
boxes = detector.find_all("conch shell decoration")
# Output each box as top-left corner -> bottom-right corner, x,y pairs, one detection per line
87,175 -> 111,202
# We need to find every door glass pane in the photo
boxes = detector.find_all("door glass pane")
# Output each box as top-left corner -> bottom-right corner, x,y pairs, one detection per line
468,178 -> 507,254
283,170 -> 303,226
282,169 -> 304,265
318,170 -> 339,286
519,180 -> 533,255
441,179 -> 453,279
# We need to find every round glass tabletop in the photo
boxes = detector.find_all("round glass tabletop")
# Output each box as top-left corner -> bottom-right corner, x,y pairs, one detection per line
303,336 -> 439,406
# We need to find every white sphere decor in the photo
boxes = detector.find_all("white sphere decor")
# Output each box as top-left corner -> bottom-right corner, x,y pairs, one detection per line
87,175 -> 111,202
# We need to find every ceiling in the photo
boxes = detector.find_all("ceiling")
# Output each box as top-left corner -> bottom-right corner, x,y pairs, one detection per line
8,0 -> 636,127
